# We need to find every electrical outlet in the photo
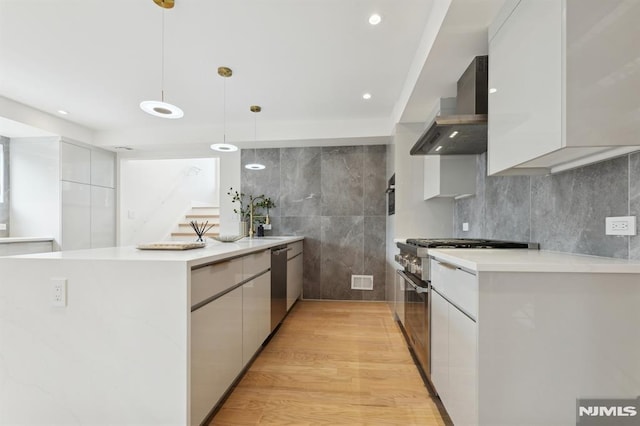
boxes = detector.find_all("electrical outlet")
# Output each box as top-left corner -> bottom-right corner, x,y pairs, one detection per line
0,223 -> 6,231
462,222 -> 469,232
51,278 -> 67,307
605,216 -> 636,236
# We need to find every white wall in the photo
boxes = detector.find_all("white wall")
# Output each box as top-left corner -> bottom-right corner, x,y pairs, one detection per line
119,158 -> 220,245
218,151 -> 241,235
393,123 -> 453,239
9,137 -> 61,249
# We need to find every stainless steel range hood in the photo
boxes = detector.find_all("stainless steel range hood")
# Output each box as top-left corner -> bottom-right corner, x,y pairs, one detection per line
410,56 -> 488,156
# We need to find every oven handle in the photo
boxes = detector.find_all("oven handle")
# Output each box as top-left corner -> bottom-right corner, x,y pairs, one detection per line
397,270 -> 429,294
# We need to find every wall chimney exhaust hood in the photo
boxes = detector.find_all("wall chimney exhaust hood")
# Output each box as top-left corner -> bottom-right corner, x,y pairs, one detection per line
410,56 -> 488,156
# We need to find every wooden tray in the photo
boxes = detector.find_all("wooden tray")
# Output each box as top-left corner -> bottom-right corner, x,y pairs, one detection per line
136,242 -> 206,250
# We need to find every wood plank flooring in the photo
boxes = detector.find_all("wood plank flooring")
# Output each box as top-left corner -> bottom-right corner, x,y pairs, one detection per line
210,300 -> 450,425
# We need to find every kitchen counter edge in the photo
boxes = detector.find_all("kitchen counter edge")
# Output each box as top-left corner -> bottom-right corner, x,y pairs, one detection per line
428,248 -> 640,274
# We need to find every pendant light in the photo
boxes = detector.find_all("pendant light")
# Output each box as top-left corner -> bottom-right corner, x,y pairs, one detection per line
210,67 -> 239,152
245,105 -> 266,170
140,1 -> 183,119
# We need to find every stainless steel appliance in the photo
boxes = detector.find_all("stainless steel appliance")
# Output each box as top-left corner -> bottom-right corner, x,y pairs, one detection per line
395,238 -> 539,386
271,245 -> 288,331
410,56 -> 489,156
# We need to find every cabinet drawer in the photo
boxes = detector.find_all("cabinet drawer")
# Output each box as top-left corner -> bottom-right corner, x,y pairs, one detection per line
287,241 -> 303,259
243,249 -> 270,279
191,258 -> 243,306
431,259 -> 478,319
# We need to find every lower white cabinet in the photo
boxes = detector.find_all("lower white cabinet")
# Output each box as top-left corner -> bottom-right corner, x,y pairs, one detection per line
431,289 -> 449,400
190,286 -> 243,426
286,242 -> 303,311
431,259 -> 478,426
242,271 -> 271,365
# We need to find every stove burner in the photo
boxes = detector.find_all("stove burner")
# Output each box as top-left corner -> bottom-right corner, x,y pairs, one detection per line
405,238 -> 535,249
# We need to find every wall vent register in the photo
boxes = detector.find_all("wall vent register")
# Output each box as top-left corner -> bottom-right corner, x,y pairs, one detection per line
351,275 -> 373,290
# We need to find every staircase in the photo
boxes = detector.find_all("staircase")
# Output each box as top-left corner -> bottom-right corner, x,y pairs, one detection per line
170,206 -> 220,240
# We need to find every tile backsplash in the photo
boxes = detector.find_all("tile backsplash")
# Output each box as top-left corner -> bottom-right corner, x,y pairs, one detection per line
241,145 -> 387,301
454,152 -> 640,260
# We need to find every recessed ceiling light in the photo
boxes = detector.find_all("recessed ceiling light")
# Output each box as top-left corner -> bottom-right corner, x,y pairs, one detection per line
140,100 -> 184,119
435,146 -> 443,152
114,146 -> 133,151
57,110 -> 69,115
362,93 -> 372,100
449,131 -> 459,138
245,163 -> 266,170
369,14 -> 382,25
210,143 -> 238,152
489,88 -> 498,94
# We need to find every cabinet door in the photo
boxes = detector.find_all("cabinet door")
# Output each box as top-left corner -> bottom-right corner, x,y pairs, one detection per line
448,305 -> 478,426
431,289 -> 449,402
61,142 -> 91,184
90,149 -> 115,188
61,181 -> 91,250
190,287 -> 243,426
90,186 -> 115,248
286,253 -> 303,311
395,271 -> 405,326
255,272 -> 271,346
242,279 -> 260,365
487,0 -> 562,175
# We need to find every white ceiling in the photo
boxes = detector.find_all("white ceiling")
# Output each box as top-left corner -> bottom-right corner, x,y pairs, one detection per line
0,0 -> 503,151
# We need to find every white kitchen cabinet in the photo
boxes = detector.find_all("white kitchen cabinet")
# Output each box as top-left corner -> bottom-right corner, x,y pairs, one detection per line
286,241 -> 303,310
430,260 -> 478,426
190,286 -> 243,426
488,0 -> 640,175
90,148 -> 115,188
423,155 -> 475,200
242,271 -> 271,365
394,270 -> 405,326
430,289 -> 449,400
60,141 -> 90,184
61,181 -> 91,250
90,186 -> 115,248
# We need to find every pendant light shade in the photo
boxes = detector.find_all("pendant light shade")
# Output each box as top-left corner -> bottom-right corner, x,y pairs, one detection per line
244,105 -> 266,170
210,67 -> 239,152
141,2 -> 183,119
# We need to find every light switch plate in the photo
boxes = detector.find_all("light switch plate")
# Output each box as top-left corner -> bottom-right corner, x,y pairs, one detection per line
0,223 -> 6,231
462,222 -> 469,232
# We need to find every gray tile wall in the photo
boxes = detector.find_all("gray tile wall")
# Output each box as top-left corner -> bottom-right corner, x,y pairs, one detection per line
241,145 -> 387,301
0,137 -> 9,237
454,152 -> 640,260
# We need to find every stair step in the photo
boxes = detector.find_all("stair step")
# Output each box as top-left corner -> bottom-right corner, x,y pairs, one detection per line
179,223 -> 219,228
171,232 -> 220,237
185,214 -> 220,219
191,206 -> 219,209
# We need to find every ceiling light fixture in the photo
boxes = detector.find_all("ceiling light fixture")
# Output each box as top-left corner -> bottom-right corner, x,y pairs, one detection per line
244,105 -> 266,170
435,146 -> 443,152
369,14 -> 382,25
57,110 -> 69,115
449,131 -> 459,138
140,2 -> 183,119
489,88 -> 498,94
362,93 -> 372,100
210,67 -> 239,152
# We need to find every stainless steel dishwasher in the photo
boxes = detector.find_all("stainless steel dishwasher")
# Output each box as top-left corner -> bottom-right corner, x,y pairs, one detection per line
270,245 -> 288,331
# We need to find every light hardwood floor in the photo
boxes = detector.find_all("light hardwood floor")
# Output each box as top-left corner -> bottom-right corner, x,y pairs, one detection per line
210,300 -> 450,425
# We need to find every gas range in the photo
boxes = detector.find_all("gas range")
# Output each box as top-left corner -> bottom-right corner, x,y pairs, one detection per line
396,238 -> 539,281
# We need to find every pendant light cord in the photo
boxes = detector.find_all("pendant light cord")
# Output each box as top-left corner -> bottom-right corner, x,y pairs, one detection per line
161,10 -> 165,102
223,76 -> 227,143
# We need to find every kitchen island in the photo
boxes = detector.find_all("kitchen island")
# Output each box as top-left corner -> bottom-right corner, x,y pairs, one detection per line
427,248 -> 640,426
0,236 -> 303,426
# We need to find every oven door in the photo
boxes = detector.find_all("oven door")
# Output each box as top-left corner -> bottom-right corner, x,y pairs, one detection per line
398,270 -> 430,379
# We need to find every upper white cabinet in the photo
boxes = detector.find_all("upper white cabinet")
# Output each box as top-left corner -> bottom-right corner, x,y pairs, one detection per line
423,155 -> 476,200
488,0 -> 640,175
61,142 -> 90,184
90,149 -> 116,188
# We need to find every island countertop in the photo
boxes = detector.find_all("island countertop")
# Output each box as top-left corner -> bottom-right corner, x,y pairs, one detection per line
7,236 -> 304,268
428,248 -> 640,274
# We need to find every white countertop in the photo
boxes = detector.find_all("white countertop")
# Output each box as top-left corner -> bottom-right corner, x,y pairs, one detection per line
0,237 -> 54,244
8,236 -> 303,268
429,248 -> 640,273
